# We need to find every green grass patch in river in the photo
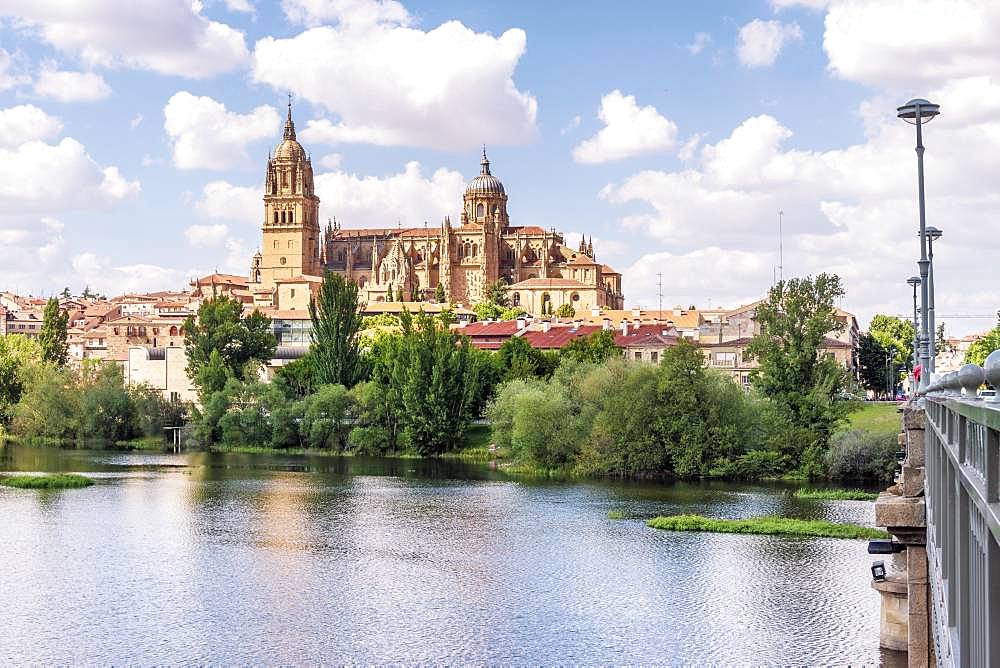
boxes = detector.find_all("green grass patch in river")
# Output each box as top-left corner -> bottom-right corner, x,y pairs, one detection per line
1,474 -> 95,489
794,488 -> 878,501
646,514 -> 887,540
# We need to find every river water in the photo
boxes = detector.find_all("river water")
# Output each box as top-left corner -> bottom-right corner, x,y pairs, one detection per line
0,444 -> 905,665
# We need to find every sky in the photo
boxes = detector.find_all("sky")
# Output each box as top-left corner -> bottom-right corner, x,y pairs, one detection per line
0,0 -> 998,336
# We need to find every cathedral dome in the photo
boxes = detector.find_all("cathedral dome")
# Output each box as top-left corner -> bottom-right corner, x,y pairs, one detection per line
465,148 -> 505,196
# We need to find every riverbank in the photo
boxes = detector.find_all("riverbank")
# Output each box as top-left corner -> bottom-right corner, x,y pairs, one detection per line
1,473 -> 94,489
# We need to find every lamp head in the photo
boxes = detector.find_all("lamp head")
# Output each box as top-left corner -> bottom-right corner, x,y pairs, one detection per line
907,276 -> 921,287
925,226 -> 943,240
897,98 -> 940,125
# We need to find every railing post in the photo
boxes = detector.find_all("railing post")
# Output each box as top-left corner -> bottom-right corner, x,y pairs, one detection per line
988,428 -> 999,504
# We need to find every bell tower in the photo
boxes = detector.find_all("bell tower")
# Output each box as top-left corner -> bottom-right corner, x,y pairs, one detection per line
259,99 -> 321,290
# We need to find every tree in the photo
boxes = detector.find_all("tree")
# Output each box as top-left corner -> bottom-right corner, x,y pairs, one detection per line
555,303 -> 575,318
857,332 -> 893,398
78,362 -> 138,442
300,384 -> 354,449
272,353 -> 317,399
936,322 -> 954,355
82,285 -> 94,299
500,306 -> 526,321
496,336 -> 555,381
309,271 -> 364,387
484,279 -> 509,307
745,274 -> 847,463
184,296 -> 277,396
966,319 -> 1000,367
0,335 -> 43,424
435,282 -> 446,303
869,314 -> 916,371
59,287 -> 71,298
473,302 -> 504,321
562,330 -> 620,363
38,297 -> 68,366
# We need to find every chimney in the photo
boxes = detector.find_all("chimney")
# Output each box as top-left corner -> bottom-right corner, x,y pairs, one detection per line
516,318 -> 526,329
602,318 -> 611,331
458,320 -> 467,328
621,320 -> 629,336
631,307 -> 641,318
542,320 -> 551,333
591,307 -> 600,317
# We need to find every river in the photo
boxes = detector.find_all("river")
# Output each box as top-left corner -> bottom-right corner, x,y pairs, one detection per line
0,443 -> 904,665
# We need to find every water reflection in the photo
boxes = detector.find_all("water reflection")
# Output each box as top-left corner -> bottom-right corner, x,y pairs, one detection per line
0,443 -> 902,665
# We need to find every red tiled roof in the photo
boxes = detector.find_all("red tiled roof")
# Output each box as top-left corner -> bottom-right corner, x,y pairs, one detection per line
506,225 -> 547,235
509,277 -> 591,289
460,321 -> 522,337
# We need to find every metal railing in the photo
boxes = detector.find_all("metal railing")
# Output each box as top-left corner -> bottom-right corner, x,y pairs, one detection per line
921,360 -> 1000,666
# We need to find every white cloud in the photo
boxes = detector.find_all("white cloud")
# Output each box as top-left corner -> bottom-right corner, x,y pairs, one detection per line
625,248 -> 771,311
253,19 -> 537,150
824,0 -> 1000,89
560,115 -> 581,136
0,0 -> 249,78
0,138 -> 139,211
185,223 -> 230,246
771,0 -> 828,10
33,67 -> 112,103
314,161 -> 465,228
0,48 -> 30,91
736,19 -> 803,68
70,253 -> 189,296
130,114 -> 143,129
572,90 -> 678,164
194,180 -> 262,223
687,32 -> 712,55
677,133 -> 704,161
164,91 -> 280,170
0,105 -> 63,147
318,152 -> 343,169
282,0 -> 411,28
225,0 -> 255,13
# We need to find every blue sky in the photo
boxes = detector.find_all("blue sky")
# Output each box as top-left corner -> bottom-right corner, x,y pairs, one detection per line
1,0 -> 998,335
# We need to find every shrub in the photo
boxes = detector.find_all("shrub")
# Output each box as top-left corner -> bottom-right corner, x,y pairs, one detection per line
825,429 -> 898,483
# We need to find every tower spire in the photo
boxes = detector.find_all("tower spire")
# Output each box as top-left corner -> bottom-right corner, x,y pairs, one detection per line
283,92 -> 296,141
480,144 -> 490,175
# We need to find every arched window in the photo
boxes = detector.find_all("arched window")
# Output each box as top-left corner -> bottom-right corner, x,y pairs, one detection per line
358,276 -> 367,288
273,211 -> 278,224
472,243 -> 478,258
289,211 -> 294,223
169,326 -> 178,336
542,292 -> 550,303
281,211 -> 286,224
287,240 -> 293,249
476,203 -> 484,218
274,240 -> 279,249
512,292 -> 520,306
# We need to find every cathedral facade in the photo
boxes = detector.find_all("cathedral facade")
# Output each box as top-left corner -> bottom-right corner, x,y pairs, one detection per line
250,106 -> 625,315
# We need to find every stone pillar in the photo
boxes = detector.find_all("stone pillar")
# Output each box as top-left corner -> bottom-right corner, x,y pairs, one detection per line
872,403 -> 931,665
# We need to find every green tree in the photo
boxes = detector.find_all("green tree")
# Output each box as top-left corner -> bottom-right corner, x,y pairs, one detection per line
301,384 -> 354,449
473,302 -> 504,321
82,285 -> 94,299
396,285 -> 405,302
936,322 -> 954,355
555,303 -> 575,318
0,335 -> 43,424
78,362 -> 138,442
966,319 -> 1000,366
184,296 -> 277,396
435,282 -> 446,303
857,332 -> 893,398
309,271 -> 364,387
272,353 -> 317,399
500,306 -> 526,321
59,287 -> 71,298
496,336 -> 555,381
484,279 -> 509,307
745,274 -> 847,463
38,297 -> 69,366
869,314 -> 916,371
12,364 -> 80,439
561,330 -> 619,364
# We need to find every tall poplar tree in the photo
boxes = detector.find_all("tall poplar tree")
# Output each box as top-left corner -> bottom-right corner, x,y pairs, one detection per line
309,271 -> 364,387
38,297 -> 69,366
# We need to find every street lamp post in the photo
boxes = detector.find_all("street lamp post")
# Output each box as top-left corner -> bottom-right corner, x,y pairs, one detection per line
898,98 -> 940,391
886,353 -> 894,400
908,276 -> 921,390
925,226 -> 943,372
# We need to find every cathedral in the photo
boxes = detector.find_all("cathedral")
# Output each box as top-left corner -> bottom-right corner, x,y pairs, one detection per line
249,104 -> 625,315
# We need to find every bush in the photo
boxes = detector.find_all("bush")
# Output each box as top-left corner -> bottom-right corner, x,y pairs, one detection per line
825,429 -> 898,483
709,450 -> 791,479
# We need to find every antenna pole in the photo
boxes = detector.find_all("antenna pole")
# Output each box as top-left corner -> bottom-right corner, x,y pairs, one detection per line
657,272 -> 663,322
778,210 -> 784,283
